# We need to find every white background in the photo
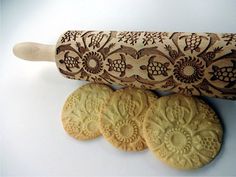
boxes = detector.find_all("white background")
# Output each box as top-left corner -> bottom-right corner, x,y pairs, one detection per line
1,0 -> 236,176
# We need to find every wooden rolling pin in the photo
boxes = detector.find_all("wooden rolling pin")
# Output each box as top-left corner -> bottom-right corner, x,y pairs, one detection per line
13,30 -> 236,100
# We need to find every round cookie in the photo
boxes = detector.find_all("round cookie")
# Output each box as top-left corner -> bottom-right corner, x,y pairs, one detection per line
99,87 -> 158,151
143,94 -> 223,170
61,83 -> 113,140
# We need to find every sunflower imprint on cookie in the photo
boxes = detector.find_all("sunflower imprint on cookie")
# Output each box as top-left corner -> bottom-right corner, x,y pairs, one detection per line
99,88 -> 158,151
114,119 -> 139,143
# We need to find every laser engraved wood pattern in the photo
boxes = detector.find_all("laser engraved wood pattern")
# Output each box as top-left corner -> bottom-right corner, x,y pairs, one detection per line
55,31 -> 236,100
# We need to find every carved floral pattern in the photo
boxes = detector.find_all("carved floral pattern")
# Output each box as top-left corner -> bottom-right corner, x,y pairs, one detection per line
173,57 -> 205,83
82,51 -> 103,74
56,31 -> 236,100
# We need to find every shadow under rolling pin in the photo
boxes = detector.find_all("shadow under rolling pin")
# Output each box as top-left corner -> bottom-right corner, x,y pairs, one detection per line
13,31 -> 236,100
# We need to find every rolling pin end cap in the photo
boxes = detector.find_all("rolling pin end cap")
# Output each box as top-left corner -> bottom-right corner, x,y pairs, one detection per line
13,42 -> 55,62
13,43 -> 30,60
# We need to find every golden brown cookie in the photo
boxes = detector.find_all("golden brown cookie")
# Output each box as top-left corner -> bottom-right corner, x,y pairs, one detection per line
99,87 -> 158,151
61,83 -> 113,140
143,94 -> 223,170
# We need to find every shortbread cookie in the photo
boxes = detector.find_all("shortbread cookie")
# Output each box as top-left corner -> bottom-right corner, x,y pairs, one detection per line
99,87 -> 158,151
143,94 -> 223,170
62,83 -> 113,140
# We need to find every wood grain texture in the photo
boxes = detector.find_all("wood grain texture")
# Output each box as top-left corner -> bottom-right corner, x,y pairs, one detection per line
55,31 -> 236,100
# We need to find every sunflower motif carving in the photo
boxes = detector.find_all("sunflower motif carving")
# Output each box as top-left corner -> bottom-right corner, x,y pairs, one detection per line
82,51 -> 103,74
173,57 -> 205,83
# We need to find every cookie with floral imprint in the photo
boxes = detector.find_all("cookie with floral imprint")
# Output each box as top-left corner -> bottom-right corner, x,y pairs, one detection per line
62,83 -> 113,140
99,87 -> 158,151
143,94 -> 223,170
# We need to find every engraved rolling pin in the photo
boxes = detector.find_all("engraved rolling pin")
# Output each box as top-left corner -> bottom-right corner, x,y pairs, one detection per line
13,31 -> 236,100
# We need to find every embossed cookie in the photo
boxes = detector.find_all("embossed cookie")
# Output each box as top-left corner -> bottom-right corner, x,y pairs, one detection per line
143,94 -> 223,169
99,87 -> 158,151
61,83 -> 113,140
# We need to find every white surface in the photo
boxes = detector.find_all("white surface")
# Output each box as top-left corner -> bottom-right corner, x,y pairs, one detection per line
1,0 -> 236,176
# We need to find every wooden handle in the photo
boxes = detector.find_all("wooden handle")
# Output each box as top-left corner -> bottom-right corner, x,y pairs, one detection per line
13,42 -> 55,62
55,31 -> 236,100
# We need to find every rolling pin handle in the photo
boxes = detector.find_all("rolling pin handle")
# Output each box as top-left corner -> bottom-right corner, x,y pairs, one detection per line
13,42 -> 55,62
